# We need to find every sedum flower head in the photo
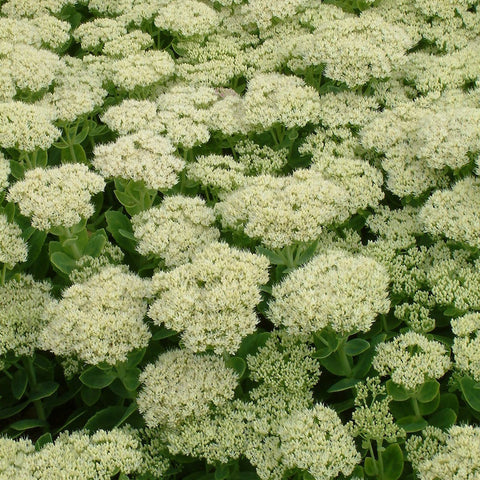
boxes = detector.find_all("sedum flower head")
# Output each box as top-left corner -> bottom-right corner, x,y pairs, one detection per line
373,331 -> 451,391
100,99 -> 157,135
269,250 -> 390,336
0,101 -> 59,151
39,265 -> 151,365
214,169 -> 352,249
290,12 -> 414,87
154,0 -> 219,37
186,154 -> 248,192
350,377 -> 405,443
137,349 -> 238,427
410,425 -> 480,480
452,313 -> 480,381
1,0 -> 71,16
243,73 -> 321,131
419,177 -> 480,249
27,428 -> 142,479
132,195 -> 220,267
2,43 -> 63,94
277,404 -> 361,480
7,164 -> 105,231
0,436 -> 35,479
247,331 -> 321,406
0,152 -> 10,191
110,50 -> 175,91
93,130 -> 184,190
148,242 -> 269,354
0,214 -> 28,268
0,275 -> 51,359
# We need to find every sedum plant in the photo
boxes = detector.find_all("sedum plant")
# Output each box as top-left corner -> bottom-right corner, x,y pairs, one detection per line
0,0 -> 479,478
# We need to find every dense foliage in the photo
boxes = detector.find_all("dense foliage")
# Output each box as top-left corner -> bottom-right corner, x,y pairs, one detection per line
0,0 -> 480,478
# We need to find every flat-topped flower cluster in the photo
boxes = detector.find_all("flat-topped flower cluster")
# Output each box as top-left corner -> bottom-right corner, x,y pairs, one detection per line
0,0 -> 479,479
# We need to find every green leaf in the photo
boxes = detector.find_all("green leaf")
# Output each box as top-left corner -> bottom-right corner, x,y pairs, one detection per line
115,190 -> 138,209
344,338 -> 370,356
255,246 -> 286,265
443,306 -> 465,317
386,380 -> 411,402
312,328 -> 339,359
438,392 -> 459,414
10,160 -> 24,179
236,332 -> 271,358
11,368 -> 28,400
50,251 -> 77,275
73,124 -> 90,144
396,415 -> 428,432
352,333 -> 386,379
416,380 -> 439,403
327,378 -> 361,393
35,432 -> 53,451
225,357 -> 246,379
459,376 -> 480,412
105,210 -> 137,252
83,230 -> 107,257
320,351 -> 352,377
381,443 -> 404,480
81,386 -> 101,406
364,457 -> 377,477
80,366 -> 117,389
0,401 -> 30,419
61,144 -> 87,164
29,381 -> 59,401
85,406 -> 129,431
118,228 -> 137,241
22,230 -> 47,267
418,393 -> 440,416
120,368 -> 141,391
428,408 -> 456,429
152,327 -> 178,340
114,401 -> 138,428
10,418 -> 48,431
126,348 -> 146,368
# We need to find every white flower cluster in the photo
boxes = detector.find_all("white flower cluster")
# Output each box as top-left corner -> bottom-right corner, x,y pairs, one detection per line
7,164 -> 105,231
373,331 -> 451,391
0,428 -> 143,479
131,195 -> 220,267
0,101 -> 59,151
243,73 -> 321,131
0,275 -> 51,359
0,214 -> 28,268
409,425 -> 480,480
93,130 -> 185,190
452,313 -> 480,382
277,404 -> 361,480
215,169 -> 353,248
419,177 -> 480,249
291,12 -> 414,87
40,266 -> 151,365
148,242 -> 269,354
186,154 -> 248,192
269,250 -> 390,336
138,349 -> 238,427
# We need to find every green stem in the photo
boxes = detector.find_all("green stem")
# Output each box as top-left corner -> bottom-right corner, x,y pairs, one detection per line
336,339 -> 352,377
376,440 -> 384,479
1,263 -> 6,285
368,440 -> 379,476
411,396 -> 421,417
23,357 -> 47,426
62,227 -> 83,259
